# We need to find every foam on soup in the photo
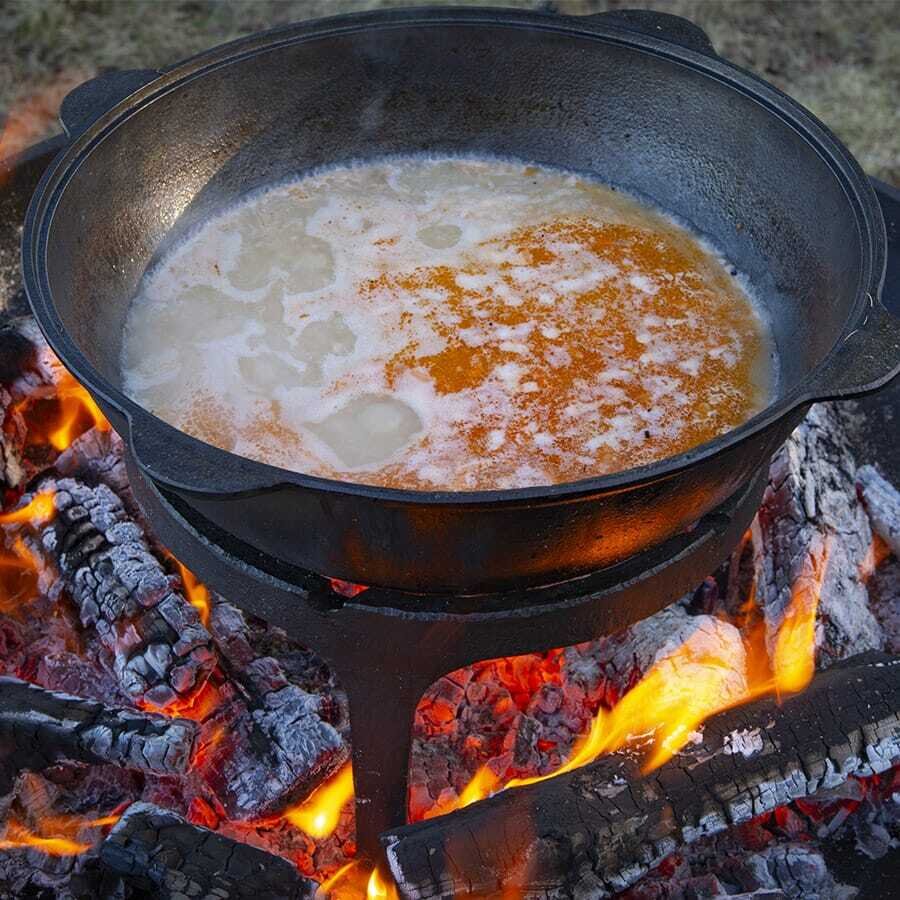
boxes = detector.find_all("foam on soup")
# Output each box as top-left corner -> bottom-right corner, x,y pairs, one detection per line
122,157 -> 776,490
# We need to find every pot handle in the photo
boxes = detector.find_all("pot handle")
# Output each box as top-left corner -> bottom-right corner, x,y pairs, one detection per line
806,298 -> 900,400
577,9 -> 717,56
805,182 -> 900,400
59,69 -> 159,139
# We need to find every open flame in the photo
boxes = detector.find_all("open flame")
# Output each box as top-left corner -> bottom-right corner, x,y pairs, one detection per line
16,371 -> 109,454
0,491 -> 56,526
0,72 -> 91,178
0,811 -> 120,857
316,860 -> 399,900
0,491 -> 56,614
284,762 -> 354,839
445,540 -> 830,809
366,866 -> 400,899
172,558 -> 211,627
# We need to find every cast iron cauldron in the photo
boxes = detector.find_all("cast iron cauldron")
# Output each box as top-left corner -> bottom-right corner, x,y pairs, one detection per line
23,7 -> 900,593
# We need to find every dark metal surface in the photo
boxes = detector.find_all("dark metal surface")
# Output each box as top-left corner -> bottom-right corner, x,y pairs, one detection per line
20,7 -> 900,592
846,179 -> 900,485
126,447 -> 766,864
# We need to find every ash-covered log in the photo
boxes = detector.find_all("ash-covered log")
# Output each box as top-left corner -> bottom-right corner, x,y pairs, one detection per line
0,677 -> 196,794
29,477 -> 216,708
858,464 -> 900,558
13,477 -> 347,819
750,403 -> 882,664
197,600 -> 347,820
100,802 -> 317,899
384,652 -> 900,898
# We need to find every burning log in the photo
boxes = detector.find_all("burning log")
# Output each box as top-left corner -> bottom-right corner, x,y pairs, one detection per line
99,802 -> 317,899
29,477 -> 216,708
383,652 -> 900,898
7,479 -> 214,708
858,464 -> 900,558
199,600 -> 347,821
0,676 -> 196,794
11,478 -> 346,819
750,403 -> 882,665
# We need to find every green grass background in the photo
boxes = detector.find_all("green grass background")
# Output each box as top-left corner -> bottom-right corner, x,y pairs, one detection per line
1,0 -> 897,183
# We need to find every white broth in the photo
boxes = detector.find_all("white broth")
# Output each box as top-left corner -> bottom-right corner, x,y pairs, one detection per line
122,157 -> 776,490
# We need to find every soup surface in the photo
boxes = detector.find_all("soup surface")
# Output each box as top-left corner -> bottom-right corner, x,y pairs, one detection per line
122,157 -> 775,490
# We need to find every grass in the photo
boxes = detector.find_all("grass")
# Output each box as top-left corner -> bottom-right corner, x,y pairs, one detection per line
0,0 -> 897,182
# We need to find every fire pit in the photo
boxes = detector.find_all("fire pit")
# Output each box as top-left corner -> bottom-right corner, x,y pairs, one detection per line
2,9 -> 900,895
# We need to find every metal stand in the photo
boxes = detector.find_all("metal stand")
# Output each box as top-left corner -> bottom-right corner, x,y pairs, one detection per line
127,456 -> 765,863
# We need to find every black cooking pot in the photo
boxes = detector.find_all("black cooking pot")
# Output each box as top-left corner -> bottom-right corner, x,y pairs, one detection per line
23,7 -> 900,594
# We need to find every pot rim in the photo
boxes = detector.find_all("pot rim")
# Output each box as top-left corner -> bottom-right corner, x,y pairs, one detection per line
22,5 -> 892,506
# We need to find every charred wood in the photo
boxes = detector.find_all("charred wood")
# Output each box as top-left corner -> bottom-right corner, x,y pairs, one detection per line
7,476 -> 347,820
384,652 -> 900,898
200,600 -> 347,820
0,677 -> 196,795
857,464 -> 900,558
100,802 -> 317,899
751,403 -> 882,665
32,477 -> 216,709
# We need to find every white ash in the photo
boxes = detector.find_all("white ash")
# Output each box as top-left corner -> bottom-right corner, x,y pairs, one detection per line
752,404 -> 883,666
724,727 -> 765,759
857,464 -> 900,557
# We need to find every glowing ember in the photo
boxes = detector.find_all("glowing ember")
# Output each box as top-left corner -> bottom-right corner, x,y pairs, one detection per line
329,578 -> 369,599
191,719 -> 228,771
0,491 -> 56,526
0,536 -> 42,614
172,558 -> 211,626
0,811 -> 120,857
138,677 -> 221,721
284,762 -> 354,838
447,544 -> 830,810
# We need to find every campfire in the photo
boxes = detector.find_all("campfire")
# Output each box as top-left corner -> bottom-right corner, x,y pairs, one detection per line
0,69 -> 899,896
0,300 -> 897,895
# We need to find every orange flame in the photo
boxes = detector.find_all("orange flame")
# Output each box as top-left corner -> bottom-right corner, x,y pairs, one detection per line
284,762 -> 354,839
318,860 -> 364,894
172,558 -> 211,627
46,372 -> 110,452
316,861 -> 400,900
447,540 -> 830,811
0,811 -> 120,857
366,866 -> 400,900
16,371 -> 110,453
0,491 -> 56,526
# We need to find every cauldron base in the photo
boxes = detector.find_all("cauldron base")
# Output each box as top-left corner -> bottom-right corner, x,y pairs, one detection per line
126,454 -> 766,864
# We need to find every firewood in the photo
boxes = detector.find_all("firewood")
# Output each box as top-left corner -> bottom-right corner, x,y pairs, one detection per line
31,477 -> 216,709
100,802 -> 317,899
857,464 -> 900,558
383,652 -> 900,898
199,600 -> 347,821
0,676 -> 197,794
751,403 -> 882,665
12,477 -> 347,820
